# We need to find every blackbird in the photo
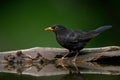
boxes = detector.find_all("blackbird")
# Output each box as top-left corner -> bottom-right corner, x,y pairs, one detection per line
45,24 -> 112,61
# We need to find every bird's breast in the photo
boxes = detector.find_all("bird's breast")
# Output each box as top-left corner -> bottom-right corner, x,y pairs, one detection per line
56,34 -> 69,46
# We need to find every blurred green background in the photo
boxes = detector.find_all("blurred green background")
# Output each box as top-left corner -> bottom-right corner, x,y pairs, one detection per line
0,0 -> 120,51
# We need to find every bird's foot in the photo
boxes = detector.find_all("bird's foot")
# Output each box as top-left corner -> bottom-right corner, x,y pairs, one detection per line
61,57 -> 65,60
72,58 -> 76,63
56,57 -> 66,66
56,57 -> 68,70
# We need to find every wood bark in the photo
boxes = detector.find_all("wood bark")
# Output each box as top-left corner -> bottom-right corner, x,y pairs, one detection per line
0,46 -> 120,76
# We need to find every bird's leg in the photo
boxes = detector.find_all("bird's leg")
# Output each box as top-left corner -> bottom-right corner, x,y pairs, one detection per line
57,51 -> 70,68
56,52 -> 69,70
72,51 -> 79,72
69,50 -> 74,54
72,61 -> 79,72
61,52 -> 69,59
72,50 -> 79,62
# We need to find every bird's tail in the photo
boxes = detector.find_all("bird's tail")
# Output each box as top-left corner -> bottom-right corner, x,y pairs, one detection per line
89,25 -> 112,38
93,25 -> 112,34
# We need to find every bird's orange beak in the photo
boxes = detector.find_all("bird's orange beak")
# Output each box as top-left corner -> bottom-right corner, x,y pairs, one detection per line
44,27 -> 54,31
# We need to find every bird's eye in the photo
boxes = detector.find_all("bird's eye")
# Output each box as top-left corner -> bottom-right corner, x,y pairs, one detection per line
52,26 -> 58,30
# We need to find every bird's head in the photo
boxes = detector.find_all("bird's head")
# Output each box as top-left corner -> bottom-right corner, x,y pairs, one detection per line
44,24 -> 67,32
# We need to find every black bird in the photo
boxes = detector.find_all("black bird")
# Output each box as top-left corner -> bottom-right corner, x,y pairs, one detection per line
45,24 -> 112,61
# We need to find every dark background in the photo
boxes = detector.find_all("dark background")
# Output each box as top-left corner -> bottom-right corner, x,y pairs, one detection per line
0,0 -> 120,51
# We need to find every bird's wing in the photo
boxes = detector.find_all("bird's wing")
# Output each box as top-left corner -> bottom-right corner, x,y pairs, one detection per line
66,30 -> 93,43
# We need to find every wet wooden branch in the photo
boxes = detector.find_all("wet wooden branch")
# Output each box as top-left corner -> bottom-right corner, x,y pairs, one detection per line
0,46 -> 120,61
0,46 -> 120,76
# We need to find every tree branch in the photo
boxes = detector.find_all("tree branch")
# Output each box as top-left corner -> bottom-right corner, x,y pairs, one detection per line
0,46 -> 120,76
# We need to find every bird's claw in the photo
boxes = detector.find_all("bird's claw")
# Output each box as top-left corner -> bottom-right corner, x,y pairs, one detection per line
72,58 -> 76,63
61,57 -> 65,60
55,57 -> 68,70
